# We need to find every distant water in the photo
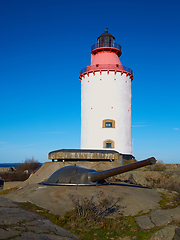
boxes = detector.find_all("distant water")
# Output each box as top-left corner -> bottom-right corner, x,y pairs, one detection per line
0,163 -> 19,168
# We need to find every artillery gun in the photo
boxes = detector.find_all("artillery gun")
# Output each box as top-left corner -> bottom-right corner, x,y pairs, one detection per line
42,157 -> 156,186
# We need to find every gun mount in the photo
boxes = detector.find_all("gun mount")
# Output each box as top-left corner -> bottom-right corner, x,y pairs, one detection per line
42,157 -> 156,186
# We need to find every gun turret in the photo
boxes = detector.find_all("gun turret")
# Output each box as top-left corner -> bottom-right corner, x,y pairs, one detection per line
42,157 -> 156,186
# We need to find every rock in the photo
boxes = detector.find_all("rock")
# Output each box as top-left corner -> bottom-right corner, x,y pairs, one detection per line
134,215 -> 155,229
150,210 -> 172,227
13,232 -> 77,240
0,178 -> 4,186
0,207 -> 39,225
0,197 -> 18,207
0,196 -> 79,239
115,171 -> 150,186
150,225 -> 178,240
0,229 -> 20,239
150,207 -> 180,227
174,227 -> 180,240
134,206 -> 180,231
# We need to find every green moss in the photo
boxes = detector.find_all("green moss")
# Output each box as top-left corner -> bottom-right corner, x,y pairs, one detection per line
0,187 -> 18,195
159,193 -> 169,209
18,202 -> 162,240
159,192 -> 180,209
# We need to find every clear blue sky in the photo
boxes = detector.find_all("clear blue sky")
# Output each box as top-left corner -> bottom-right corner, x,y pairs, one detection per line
0,0 -> 180,164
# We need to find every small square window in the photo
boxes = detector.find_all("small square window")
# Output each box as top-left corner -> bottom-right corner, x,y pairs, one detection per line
105,122 -> 112,128
102,119 -> 115,128
103,139 -> 115,148
96,64 -> 99,67
116,64 -> 119,67
106,142 -> 112,148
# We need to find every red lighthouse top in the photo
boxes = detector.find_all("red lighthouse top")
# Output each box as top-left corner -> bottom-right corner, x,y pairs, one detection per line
79,29 -> 133,81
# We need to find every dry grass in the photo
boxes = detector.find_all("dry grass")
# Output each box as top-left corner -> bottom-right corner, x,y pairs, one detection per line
0,171 -> 30,182
70,191 -> 121,222
123,159 -> 137,165
0,158 -> 41,182
17,157 -> 41,173
146,172 -> 180,193
0,187 -> 18,195
146,171 -> 180,208
172,218 -> 180,225
147,161 -> 166,171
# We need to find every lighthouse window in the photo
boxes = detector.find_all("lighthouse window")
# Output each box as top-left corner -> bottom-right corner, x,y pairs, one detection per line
106,143 -> 112,148
102,119 -> 115,128
116,64 -> 119,67
96,64 -> 99,67
103,139 -> 115,148
105,122 -> 112,128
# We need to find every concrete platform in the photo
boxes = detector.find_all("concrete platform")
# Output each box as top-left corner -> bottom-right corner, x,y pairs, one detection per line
48,149 -> 134,162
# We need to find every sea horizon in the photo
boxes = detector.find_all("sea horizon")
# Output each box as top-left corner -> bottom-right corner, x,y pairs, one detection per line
0,162 -> 43,168
0,163 -> 20,168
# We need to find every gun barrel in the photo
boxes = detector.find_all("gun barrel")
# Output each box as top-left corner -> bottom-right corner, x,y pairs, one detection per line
89,157 -> 156,183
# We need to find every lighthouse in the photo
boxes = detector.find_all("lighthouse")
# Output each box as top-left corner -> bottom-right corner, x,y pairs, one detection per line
80,29 -> 133,155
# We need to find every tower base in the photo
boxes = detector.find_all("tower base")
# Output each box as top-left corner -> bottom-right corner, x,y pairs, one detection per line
48,149 -> 135,164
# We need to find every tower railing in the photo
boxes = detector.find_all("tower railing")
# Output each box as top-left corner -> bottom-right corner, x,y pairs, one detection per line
91,42 -> 121,52
80,64 -> 133,75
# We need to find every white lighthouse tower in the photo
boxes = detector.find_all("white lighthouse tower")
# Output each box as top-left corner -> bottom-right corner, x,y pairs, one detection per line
80,29 -> 133,155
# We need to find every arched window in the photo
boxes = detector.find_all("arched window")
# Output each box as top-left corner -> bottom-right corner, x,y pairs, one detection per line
103,139 -> 115,148
102,119 -> 115,128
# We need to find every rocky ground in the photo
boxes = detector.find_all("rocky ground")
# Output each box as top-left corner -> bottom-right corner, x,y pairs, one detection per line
1,162 -> 180,239
134,206 -> 180,239
0,195 -> 79,239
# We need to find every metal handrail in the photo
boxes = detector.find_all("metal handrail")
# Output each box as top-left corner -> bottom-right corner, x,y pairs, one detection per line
91,42 -> 121,52
80,67 -> 88,75
80,64 -> 133,75
123,66 -> 133,74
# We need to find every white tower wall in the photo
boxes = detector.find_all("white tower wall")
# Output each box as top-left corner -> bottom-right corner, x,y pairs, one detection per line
81,71 -> 132,154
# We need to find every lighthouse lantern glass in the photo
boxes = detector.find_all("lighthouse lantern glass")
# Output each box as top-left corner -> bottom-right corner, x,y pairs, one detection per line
98,35 -> 114,48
